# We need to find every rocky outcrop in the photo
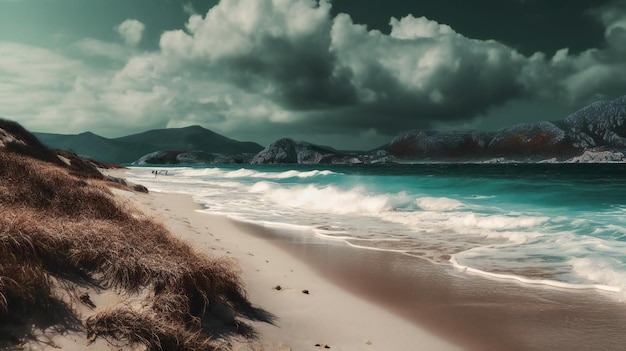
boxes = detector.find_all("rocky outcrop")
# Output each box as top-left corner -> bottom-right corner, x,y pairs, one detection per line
565,150 -> 625,163
251,138 -> 337,164
559,96 -> 626,149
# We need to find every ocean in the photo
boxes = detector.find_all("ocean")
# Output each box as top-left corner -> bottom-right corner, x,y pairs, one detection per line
126,163 -> 626,300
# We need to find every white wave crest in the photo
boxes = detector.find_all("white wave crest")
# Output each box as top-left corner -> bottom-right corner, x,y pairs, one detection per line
451,256 -> 621,293
480,230 -> 543,244
272,169 -> 336,179
210,168 -> 337,179
249,182 -> 398,215
157,167 -> 336,180
174,168 -> 226,177
570,257 -> 626,296
224,169 -> 257,178
416,197 -> 464,211
448,213 -> 549,230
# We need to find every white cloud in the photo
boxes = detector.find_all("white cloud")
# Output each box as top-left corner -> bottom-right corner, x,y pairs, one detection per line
330,12 -> 527,124
2,0 -> 626,145
602,10 -> 626,52
70,38 -> 130,61
518,2 -> 626,104
161,0 -> 333,60
0,41 -> 172,135
115,19 -> 145,47
0,42 -> 79,121
552,48 -> 569,63
389,15 -> 455,39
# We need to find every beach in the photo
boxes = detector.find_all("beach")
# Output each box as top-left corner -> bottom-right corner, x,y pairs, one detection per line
116,186 -> 460,351
111,169 -> 626,351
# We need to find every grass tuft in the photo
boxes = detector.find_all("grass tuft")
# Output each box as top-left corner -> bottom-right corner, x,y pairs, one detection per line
86,308 -> 218,351
0,253 -> 52,319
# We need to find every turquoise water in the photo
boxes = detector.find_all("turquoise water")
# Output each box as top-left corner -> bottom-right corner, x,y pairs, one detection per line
127,164 -> 626,299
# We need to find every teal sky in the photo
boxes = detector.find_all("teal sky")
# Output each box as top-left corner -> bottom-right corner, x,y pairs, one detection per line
1,0 -> 625,149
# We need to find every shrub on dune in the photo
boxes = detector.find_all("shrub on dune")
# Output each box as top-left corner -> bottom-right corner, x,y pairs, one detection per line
0,145 -> 251,349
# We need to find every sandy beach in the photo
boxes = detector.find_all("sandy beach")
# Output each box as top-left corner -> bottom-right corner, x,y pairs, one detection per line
109,170 -> 626,351
116,186 -> 460,351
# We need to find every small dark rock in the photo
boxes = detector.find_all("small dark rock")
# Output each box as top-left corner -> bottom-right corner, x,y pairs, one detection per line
133,184 -> 149,193
302,290 -> 310,295
274,285 -> 282,291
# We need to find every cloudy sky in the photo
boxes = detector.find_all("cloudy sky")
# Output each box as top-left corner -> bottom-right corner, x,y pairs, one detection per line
1,0 -> 625,149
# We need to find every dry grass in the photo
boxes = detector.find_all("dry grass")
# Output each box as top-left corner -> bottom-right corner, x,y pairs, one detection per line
0,151 -> 251,350
0,119 -> 62,165
86,308 -> 217,351
0,252 -> 52,317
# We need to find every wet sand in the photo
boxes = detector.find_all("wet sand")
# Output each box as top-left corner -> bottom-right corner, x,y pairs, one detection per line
242,222 -> 626,350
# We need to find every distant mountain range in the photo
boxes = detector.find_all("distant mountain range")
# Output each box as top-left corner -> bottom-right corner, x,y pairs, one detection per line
385,95 -> 626,162
29,95 -> 626,164
34,125 -> 263,164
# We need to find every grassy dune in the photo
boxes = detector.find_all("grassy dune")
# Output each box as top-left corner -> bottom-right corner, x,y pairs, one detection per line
0,146 -> 252,349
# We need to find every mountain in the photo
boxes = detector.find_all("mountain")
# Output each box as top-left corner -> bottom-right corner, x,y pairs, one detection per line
386,96 -> 626,162
558,96 -> 626,149
28,95 -> 626,164
35,131 -> 127,164
251,138 -> 339,164
250,138 -> 395,164
386,130 -> 492,160
35,125 -> 264,164
135,150 -> 254,165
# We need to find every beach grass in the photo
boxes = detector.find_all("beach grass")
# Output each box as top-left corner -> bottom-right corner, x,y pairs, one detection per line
0,150 -> 251,350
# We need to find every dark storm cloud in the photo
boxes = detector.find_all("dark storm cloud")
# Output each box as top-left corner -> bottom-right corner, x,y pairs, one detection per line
323,13 -> 530,132
2,0 -> 625,149
217,32 -> 358,110
160,0 -> 358,110
158,1 -> 538,132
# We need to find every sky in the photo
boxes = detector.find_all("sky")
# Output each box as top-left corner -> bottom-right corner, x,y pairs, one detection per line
1,0 -> 625,149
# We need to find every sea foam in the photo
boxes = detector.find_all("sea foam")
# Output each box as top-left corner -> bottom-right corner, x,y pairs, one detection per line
251,182 -> 395,215
126,164 -> 626,301
416,196 -> 464,211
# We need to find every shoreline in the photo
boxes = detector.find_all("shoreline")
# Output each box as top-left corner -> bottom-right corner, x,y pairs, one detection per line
116,187 -> 461,351
110,170 -> 626,350
232,219 -> 626,351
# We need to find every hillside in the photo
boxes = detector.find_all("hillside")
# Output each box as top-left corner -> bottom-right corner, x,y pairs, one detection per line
35,125 -> 264,164
36,131 -> 127,164
0,120 -> 254,350
386,95 -> 626,162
